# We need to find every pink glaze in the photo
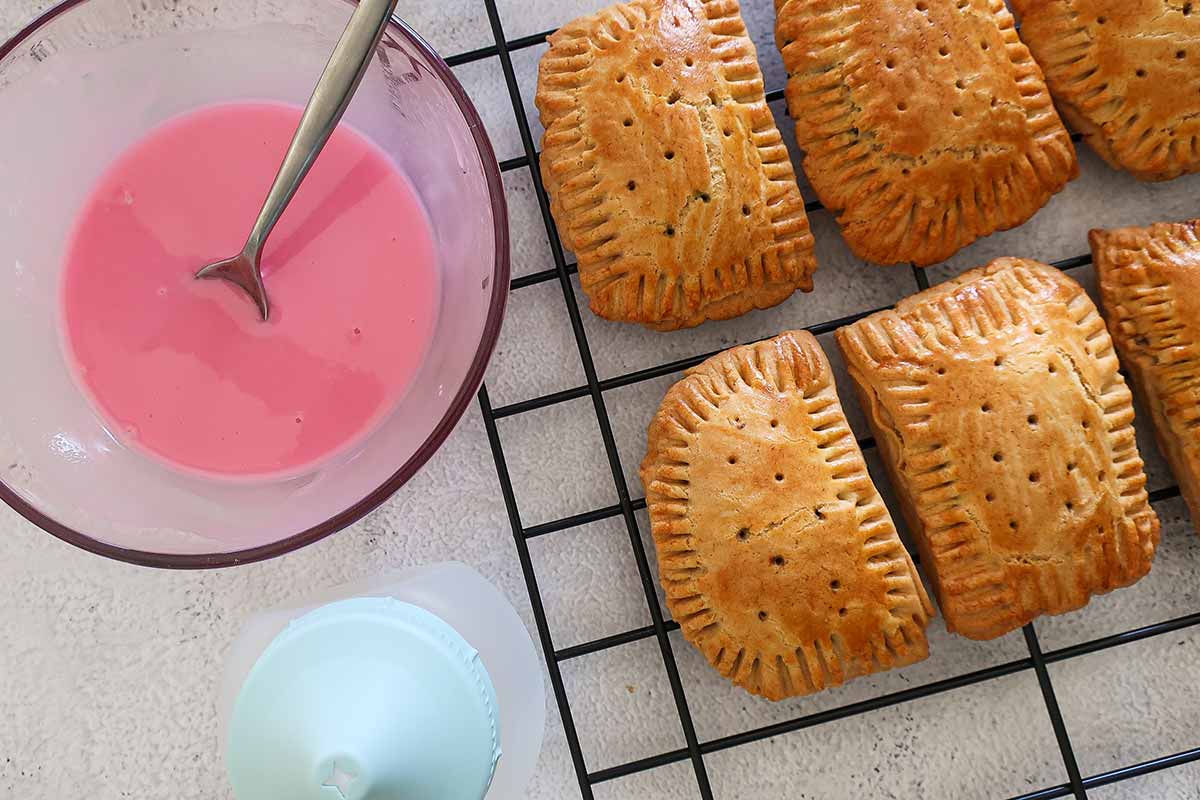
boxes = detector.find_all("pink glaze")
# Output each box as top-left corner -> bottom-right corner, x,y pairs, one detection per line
61,102 -> 439,478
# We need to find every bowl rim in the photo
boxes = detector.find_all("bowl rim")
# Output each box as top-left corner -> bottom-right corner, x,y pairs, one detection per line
0,0 -> 511,569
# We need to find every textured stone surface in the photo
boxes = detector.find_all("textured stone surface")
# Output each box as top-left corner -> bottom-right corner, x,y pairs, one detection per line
3,1 -> 1200,798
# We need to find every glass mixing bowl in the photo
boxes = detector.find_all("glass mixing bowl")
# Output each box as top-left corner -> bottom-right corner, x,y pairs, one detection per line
0,0 -> 508,567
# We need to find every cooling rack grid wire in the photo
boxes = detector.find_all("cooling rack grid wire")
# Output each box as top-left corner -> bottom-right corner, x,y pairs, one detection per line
446,1 -> 1200,797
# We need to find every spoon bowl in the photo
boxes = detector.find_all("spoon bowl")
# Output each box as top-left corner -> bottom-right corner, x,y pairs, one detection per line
195,250 -> 270,320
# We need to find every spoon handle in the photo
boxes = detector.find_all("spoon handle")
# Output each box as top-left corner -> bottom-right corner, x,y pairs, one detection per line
244,0 -> 400,255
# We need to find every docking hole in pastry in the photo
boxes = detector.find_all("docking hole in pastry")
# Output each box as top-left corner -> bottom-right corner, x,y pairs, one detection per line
536,0 -> 817,331
837,258 -> 1160,640
1092,219 -> 1200,526
1012,0 -> 1200,181
775,0 -> 1078,266
640,331 -> 932,700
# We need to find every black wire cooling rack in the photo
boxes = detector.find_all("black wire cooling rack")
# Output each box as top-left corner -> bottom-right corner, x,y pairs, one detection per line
445,2 -> 1200,797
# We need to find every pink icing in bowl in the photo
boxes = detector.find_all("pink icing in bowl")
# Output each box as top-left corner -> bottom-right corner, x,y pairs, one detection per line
0,0 -> 508,567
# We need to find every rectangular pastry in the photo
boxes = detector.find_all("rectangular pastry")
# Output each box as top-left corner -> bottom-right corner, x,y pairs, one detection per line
837,259 -> 1160,640
641,331 -> 932,700
536,0 -> 817,331
775,0 -> 1078,266
1012,0 -> 1200,181
1092,220 -> 1200,524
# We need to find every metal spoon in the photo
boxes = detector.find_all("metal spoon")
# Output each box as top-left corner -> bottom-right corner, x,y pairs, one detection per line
195,0 -> 400,320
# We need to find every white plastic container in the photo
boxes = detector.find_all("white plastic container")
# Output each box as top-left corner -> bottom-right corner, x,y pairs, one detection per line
218,562 -> 545,800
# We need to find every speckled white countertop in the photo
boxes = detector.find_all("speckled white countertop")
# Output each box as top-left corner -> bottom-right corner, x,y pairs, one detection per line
3,1 -> 1200,798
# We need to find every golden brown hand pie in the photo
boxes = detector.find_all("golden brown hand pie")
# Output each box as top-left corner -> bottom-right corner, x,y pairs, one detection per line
536,0 -> 817,331
838,259 -> 1160,640
1092,220 -> 1200,525
1011,0 -> 1200,181
775,0 -> 1078,266
640,331 -> 932,700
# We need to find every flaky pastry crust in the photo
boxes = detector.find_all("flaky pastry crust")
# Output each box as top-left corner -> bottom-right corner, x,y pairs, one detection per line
641,331 -> 932,700
838,259 -> 1159,639
1012,0 -> 1200,181
537,0 -> 816,330
1092,219 -> 1200,526
776,0 -> 1078,266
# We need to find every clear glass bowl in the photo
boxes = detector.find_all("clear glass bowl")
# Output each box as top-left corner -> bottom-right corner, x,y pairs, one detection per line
0,0 -> 509,567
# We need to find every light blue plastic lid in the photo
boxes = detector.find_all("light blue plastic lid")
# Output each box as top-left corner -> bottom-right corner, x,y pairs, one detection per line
227,597 -> 501,800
